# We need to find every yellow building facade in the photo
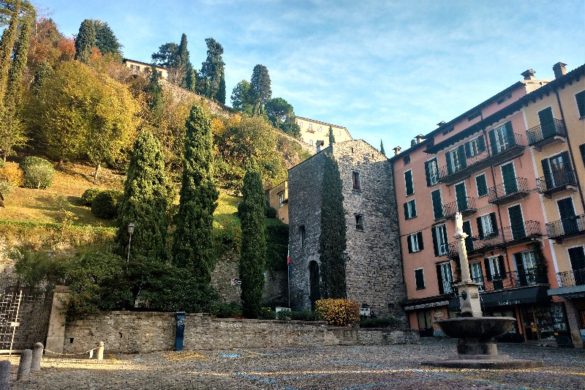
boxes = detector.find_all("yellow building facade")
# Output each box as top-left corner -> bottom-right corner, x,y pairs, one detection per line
295,116 -> 352,152
266,181 -> 289,224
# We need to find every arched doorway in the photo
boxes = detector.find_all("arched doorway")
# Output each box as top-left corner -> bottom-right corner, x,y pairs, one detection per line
309,261 -> 321,309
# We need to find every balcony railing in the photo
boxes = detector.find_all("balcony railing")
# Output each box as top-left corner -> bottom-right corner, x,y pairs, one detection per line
526,118 -> 567,148
546,214 -> 585,240
556,268 -> 585,288
501,220 -> 542,243
437,132 -> 526,185
536,168 -> 577,196
487,177 -> 529,205
448,232 -> 504,259
486,268 -> 548,291
443,197 -> 477,219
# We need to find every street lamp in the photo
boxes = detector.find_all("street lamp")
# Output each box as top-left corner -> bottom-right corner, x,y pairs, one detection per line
127,222 -> 135,264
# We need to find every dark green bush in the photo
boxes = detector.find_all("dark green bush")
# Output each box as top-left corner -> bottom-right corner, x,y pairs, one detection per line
20,156 -> 54,189
265,206 -> 277,218
211,302 -> 242,318
81,188 -> 101,206
359,317 -> 400,328
258,306 -> 275,320
288,310 -> 320,322
91,190 -> 122,219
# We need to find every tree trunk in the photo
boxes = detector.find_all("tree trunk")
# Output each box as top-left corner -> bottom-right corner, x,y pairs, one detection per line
93,163 -> 101,181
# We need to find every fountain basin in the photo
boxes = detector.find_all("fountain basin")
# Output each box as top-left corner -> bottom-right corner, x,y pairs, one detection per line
435,316 -> 516,341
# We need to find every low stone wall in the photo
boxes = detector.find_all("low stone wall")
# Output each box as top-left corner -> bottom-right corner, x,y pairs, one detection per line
63,311 -> 419,354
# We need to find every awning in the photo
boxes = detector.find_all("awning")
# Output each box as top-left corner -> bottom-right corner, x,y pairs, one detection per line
480,286 -> 550,308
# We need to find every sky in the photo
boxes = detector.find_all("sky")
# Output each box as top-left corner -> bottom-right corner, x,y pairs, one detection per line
33,0 -> 585,151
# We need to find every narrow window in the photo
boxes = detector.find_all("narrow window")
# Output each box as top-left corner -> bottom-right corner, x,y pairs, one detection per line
431,224 -> 448,256
436,262 -> 453,294
425,158 -> 439,186
407,232 -> 423,253
404,170 -> 414,196
576,90 -> 585,118
352,171 -> 361,190
415,269 -> 425,290
475,174 -> 488,197
299,225 -> 306,248
431,190 -> 443,220
404,200 -> 417,220
277,191 -> 285,207
355,214 -> 364,231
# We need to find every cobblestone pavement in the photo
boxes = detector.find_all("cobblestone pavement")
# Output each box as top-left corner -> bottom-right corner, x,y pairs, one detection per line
7,338 -> 585,389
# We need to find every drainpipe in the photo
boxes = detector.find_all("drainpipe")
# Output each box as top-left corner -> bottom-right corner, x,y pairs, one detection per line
553,89 -> 585,212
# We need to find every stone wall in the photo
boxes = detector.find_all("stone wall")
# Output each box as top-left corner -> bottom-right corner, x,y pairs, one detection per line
63,311 -> 419,354
288,140 -> 406,321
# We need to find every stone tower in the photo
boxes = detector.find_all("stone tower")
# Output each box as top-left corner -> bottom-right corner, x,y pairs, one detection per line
288,140 -> 406,320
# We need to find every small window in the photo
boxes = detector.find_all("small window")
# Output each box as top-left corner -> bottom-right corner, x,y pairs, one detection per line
352,171 -> 361,190
404,170 -> 414,196
475,174 -> 488,197
465,135 -> 486,158
299,225 -> 306,248
415,269 -> 425,290
407,232 -> 423,253
404,199 -> 417,220
425,158 -> 439,186
277,191 -> 285,207
576,90 -> 585,118
403,155 -> 411,165
355,214 -> 364,231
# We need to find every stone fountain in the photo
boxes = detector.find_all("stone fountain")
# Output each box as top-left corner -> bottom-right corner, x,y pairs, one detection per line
423,212 -> 542,368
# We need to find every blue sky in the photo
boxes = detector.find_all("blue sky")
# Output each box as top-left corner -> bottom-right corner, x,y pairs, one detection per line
34,0 -> 585,151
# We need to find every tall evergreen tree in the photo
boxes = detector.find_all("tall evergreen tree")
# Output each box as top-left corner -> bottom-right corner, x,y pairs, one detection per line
230,80 -> 253,114
74,19 -> 96,63
177,33 -> 191,87
239,169 -> 266,318
249,64 -> 271,115
0,6 -> 32,161
216,72 -> 226,105
116,130 -> 171,304
199,37 -> 225,101
0,0 -> 21,107
173,105 -> 219,286
380,140 -> 386,156
318,153 -> 347,298
94,21 -> 122,57
328,126 -> 335,146
184,62 -> 197,91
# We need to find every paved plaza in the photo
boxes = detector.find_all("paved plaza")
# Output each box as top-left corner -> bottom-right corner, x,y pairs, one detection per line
7,338 -> 584,389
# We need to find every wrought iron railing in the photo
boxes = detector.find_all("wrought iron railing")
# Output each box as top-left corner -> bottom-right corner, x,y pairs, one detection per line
526,118 -> 566,146
501,220 -> 541,242
490,132 -> 526,157
443,197 -> 477,219
487,177 -> 529,204
556,268 -> 585,288
546,214 -> 585,239
484,268 -> 548,291
536,168 -> 577,194
448,232 -> 504,258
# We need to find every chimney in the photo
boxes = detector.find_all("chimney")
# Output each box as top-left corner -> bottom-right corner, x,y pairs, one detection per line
415,134 -> 425,144
392,146 -> 401,156
553,62 -> 567,79
437,121 -> 446,127
521,69 -> 536,81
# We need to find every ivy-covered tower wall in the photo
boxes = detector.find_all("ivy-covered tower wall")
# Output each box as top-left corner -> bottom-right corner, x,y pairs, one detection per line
288,140 -> 406,320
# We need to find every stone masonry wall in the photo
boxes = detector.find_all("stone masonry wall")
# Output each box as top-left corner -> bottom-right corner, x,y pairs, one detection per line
288,152 -> 327,310
332,141 -> 406,321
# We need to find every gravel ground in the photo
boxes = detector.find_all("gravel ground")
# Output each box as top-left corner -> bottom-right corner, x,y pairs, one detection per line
6,338 -> 585,389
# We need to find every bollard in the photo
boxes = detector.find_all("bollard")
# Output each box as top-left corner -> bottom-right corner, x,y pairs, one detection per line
17,349 -> 32,380
97,341 -> 104,361
0,360 -> 10,389
31,342 -> 44,372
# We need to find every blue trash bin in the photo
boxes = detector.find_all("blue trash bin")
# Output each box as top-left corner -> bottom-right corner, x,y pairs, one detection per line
175,311 -> 186,351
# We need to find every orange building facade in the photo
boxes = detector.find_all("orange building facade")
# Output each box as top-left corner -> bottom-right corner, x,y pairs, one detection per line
392,64 -> 585,347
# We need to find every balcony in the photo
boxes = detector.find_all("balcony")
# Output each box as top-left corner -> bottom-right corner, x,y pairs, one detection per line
484,268 -> 549,291
536,168 -> 577,197
448,232 -> 504,259
437,132 -> 526,185
487,177 -> 529,205
526,119 -> 567,149
443,197 -> 477,219
501,220 -> 542,245
546,214 -> 585,241
556,268 -> 585,288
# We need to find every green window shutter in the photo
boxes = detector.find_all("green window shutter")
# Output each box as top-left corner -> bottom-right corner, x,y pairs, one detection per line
436,264 -> 444,294
411,201 -> 417,218
476,175 -> 487,196
576,90 -> 585,118
498,256 -> 506,274
405,171 -> 413,195
464,141 -> 472,158
432,190 -> 442,219
424,161 -> 431,186
489,130 -> 497,155
417,231 -> 424,251
407,235 -> 413,253
477,136 -> 486,152
457,145 -> 467,168
505,122 -> 515,146
446,152 -> 453,175
484,258 -> 492,281
403,203 -> 408,219
490,212 -> 498,234
476,217 -> 484,239
431,226 -> 439,256
580,144 -> 585,168
541,159 -> 552,188
415,269 -> 425,289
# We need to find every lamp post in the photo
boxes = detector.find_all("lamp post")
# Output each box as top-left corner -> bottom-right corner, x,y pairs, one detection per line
127,222 -> 135,264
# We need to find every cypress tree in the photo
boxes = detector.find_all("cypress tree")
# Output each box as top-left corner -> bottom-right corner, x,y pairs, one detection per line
216,72 -> 226,105
173,105 -> 218,284
328,126 -> 335,146
116,130 -> 171,304
250,64 -> 271,115
94,21 -> 122,57
0,0 -> 21,107
380,140 -> 386,156
0,6 -> 32,161
318,153 -> 347,298
74,19 -> 96,63
239,169 -> 266,318
199,37 -> 225,101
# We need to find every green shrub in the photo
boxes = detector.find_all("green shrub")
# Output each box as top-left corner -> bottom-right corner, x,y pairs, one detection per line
265,206 -> 277,218
360,316 -> 400,328
211,302 -> 242,318
91,190 -> 122,219
315,299 -> 360,327
81,188 -> 101,206
258,306 -> 275,320
20,156 -> 54,189
0,180 -> 11,195
277,310 -> 320,321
